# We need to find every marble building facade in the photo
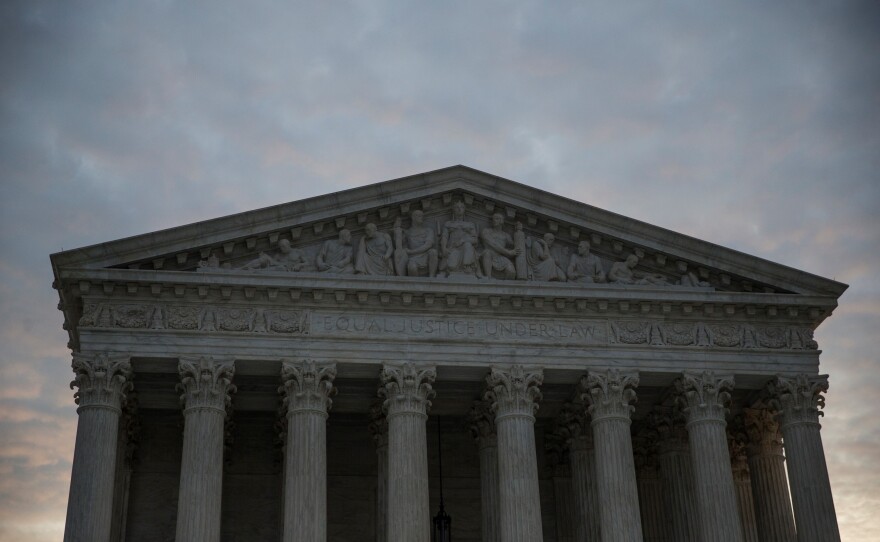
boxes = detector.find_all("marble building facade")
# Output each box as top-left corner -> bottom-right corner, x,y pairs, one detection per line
51,166 -> 845,542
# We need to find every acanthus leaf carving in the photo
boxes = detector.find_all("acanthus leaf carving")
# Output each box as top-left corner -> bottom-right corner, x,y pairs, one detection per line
177,356 -> 236,413
743,406 -> 784,456
767,374 -> 828,428
674,371 -> 734,425
70,352 -> 133,410
467,399 -> 497,449
580,369 -> 639,422
279,359 -> 337,415
484,365 -> 543,419
378,362 -> 436,416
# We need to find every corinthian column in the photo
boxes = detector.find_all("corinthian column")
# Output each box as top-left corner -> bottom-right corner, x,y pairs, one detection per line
675,371 -> 743,542
379,363 -> 436,542
485,365 -> 544,542
743,407 -> 796,542
581,369 -> 642,542
768,375 -> 840,542
633,429 -> 664,542
468,400 -> 501,542
64,352 -> 133,542
564,405 -> 601,542
280,360 -> 337,542
728,424 -> 759,542
175,356 -> 235,542
369,404 -> 389,542
652,407 -> 700,541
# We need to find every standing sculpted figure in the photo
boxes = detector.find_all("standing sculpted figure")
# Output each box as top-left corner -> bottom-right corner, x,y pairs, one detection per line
440,201 -> 479,277
479,213 -> 520,280
239,239 -> 307,272
527,233 -> 566,281
608,254 -> 668,285
393,210 -> 438,277
316,229 -> 355,274
567,241 -> 606,283
355,223 -> 394,275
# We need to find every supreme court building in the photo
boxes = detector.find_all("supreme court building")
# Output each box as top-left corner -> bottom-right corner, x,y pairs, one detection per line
52,166 -> 845,542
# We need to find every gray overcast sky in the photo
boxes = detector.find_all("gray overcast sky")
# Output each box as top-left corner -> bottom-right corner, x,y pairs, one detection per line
1,1 -> 878,540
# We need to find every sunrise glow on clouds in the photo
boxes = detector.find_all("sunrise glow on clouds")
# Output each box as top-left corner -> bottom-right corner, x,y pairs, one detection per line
1,1 -> 878,540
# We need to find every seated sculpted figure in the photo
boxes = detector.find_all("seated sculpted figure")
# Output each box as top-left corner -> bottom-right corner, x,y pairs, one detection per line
440,201 -> 479,277
608,254 -> 669,285
527,233 -> 566,281
479,213 -> 519,280
567,241 -> 606,283
355,223 -> 394,275
239,239 -> 307,272
316,229 -> 355,274
393,210 -> 438,277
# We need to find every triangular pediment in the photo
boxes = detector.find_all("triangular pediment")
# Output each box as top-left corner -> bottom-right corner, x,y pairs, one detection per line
51,165 -> 846,298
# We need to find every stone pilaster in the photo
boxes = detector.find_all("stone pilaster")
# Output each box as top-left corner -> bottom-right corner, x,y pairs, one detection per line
581,369 -> 643,542
728,421 -> 759,542
675,371 -> 744,542
369,403 -> 389,542
743,407 -> 796,542
175,356 -> 235,542
563,404 -> 601,542
485,365 -> 544,542
468,400 -> 501,542
633,430 -> 664,542
64,352 -> 133,542
653,407 -> 700,541
768,375 -> 840,542
279,360 -> 336,542
379,362 -> 436,542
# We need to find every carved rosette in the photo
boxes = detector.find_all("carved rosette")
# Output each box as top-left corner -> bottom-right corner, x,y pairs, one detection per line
70,352 -> 133,411
468,399 -> 497,449
580,369 -> 639,423
767,374 -> 829,428
378,362 -> 436,417
743,407 -> 784,456
675,371 -> 734,426
484,365 -> 543,420
368,401 -> 388,449
177,356 -> 236,414
279,360 -> 337,416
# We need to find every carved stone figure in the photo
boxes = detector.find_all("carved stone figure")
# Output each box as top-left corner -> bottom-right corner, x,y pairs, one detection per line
609,254 -> 669,285
198,253 -> 221,270
393,210 -> 439,277
355,223 -> 394,276
239,239 -> 307,272
527,233 -> 566,281
567,241 -> 606,283
440,201 -> 480,277
679,271 -> 710,287
316,229 -> 355,274
480,213 -> 519,280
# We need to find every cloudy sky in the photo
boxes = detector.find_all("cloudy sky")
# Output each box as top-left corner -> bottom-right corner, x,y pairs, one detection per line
1,1 -> 878,540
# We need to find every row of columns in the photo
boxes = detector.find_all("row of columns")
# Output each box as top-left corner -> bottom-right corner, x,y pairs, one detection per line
64,352 -> 840,542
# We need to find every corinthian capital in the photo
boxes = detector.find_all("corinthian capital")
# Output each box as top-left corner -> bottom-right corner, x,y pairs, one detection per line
580,369 -> 638,422
280,360 -> 336,416
674,371 -> 734,425
484,365 -> 543,419
468,399 -> 497,448
177,356 -> 236,413
369,401 -> 388,449
70,352 -> 133,411
743,407 -> 783,456
379,362 -> 436,416
767,374 -> 829,428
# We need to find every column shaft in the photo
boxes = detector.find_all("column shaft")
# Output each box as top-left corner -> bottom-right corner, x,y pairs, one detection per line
376,443 -> 388,542
570,437 -> 601,542
64,353 -> 132,542
176,407 -> 226,541
637,475 -> 664,542
551,466 -> 574,542
478,442 -> 501,542
748,453 -> 796,541
735,477 -> 760,542
657,445 -> 700,541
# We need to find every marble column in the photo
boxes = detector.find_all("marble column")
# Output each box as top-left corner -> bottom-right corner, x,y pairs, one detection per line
468,400 -> 501,542
280,360 -> 337,542
175,356 -> 235,542
64,352 -> 133,542
581,369 -> 643,542
369,404 -> 389,542
768,375 -> 840,542
653,408 -> 700,541
485,365 -> 544,542
565,406 -> 601,542
728,426 -> 759,542
676,371 -> 744,542
633,435 -> 664,542
743,407 -> 796,542
379,362 -> 436,542
545,420 -> 574,542
109,399 -> 138,542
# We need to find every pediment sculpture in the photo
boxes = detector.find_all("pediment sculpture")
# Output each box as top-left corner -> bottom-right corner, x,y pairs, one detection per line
194,201 -> 710,289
